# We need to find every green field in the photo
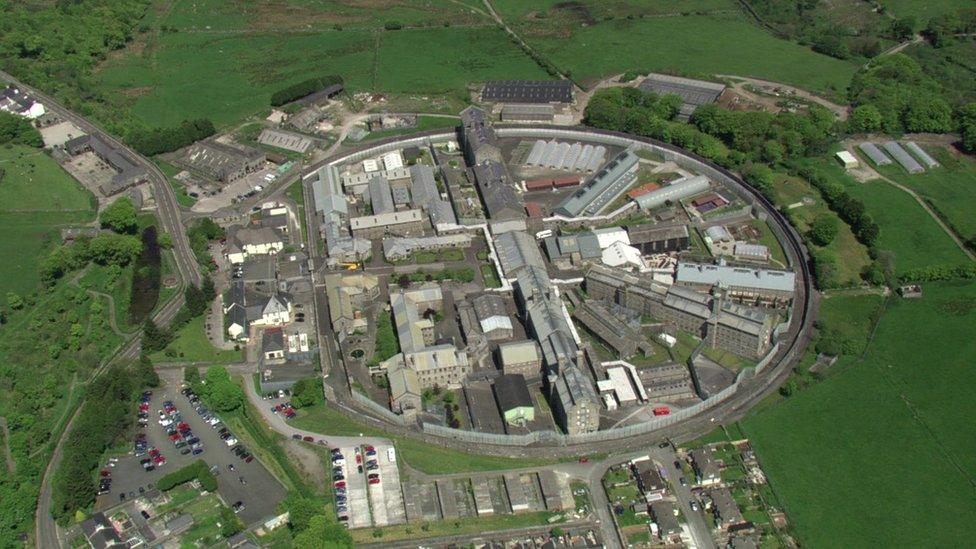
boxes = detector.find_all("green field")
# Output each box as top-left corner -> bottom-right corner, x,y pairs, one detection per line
817,292 -> 884,357
0,146 -> 96,296
150,315 -> 244,363
744,281 -> 976,547
96,23 -> 546,128
494,4 -> 858,93
364,115 -> 458,141
292,401 -> 559,475
875,147 -> 976,244
771,173 -> 871,287
845,180 -> 969,273
880,0 -> 971,19
164,0 -> 488,32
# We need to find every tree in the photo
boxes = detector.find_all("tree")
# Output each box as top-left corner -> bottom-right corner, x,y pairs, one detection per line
293,515 -> 353,549
88,233 -> 142,266
99,197 -> 138,234
846,105 -> 883,134
137,354 -> 160,388
6,292 -> 23,310
779,378 -> 799,397
808,215 -> 839,246
280,493 -> 321,532
958,103 -> 976,154
0,111 -> 43,147
143,320 -> 172,353
201,366 -> 245,412
889,16 -> 916,40
291,378 -> 323,408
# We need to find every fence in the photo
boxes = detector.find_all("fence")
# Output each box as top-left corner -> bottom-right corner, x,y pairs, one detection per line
350,391 -> 410,427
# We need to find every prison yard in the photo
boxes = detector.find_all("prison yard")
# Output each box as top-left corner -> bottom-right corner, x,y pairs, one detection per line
2,0 -> 976,548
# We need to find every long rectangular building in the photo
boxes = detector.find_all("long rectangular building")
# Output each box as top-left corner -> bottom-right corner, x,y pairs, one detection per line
482,80 -> 573,104
554,150 -> 639,217
675,261 -> 795,308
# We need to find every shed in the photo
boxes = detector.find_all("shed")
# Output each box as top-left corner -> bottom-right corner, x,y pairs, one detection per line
835,150 -> 859,169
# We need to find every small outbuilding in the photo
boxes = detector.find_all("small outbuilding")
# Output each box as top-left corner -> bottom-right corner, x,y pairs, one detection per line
835,150 -> 859,169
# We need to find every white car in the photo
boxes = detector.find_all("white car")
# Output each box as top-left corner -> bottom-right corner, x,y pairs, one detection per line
159,419 -> 173,427
224,437 -> 238,447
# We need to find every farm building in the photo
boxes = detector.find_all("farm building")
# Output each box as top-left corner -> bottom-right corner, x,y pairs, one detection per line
257,128 -> 313,153
64,134 -> 148,195
638,73 -> 725,120
501,104 -> 555,122
179,140 -> 265,183
835,150 -> 859,169
482,80 -> 573,104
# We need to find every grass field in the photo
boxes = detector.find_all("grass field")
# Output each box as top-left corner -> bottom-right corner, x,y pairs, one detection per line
875,147 -> 976,244
0,146 -> 96,296
772,173 -> 871,287
816,292 -> 884,357
150,315 -> 244,363
744,281 -> 976,547
494,4 -> 857,94
880,0 -> 971,19
845,180 -> 969,273
363,115 -> 458,141
96,23 -> 546,128
291,401 -> 559,475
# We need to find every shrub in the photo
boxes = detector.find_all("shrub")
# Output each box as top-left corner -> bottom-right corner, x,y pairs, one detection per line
156,460 -> 217,492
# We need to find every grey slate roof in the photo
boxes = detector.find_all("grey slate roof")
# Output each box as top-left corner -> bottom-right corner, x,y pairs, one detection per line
482,80 -> 573,104
493,374 -> 533,411
554,150 -> 639,217
472,161 -> 524,220
676,261 -> 795,293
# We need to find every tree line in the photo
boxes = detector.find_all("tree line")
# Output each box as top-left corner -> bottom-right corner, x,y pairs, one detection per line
126,118 -> 216,156
270,74 -> 344,107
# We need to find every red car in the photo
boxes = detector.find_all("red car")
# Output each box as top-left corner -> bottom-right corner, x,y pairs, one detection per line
177,422 -> 190,430
149,449 -> 160,458
334,481 -> 346,489
153,455 -> 166,465
368,478 -> 380,485
579,456 -> 589,464
303,436 -> 313,442
169,434 -> 181,442
139,404 -> 149,412
100,470 -> 111,477
355,455 -> 362,464
364,445 -> 375,452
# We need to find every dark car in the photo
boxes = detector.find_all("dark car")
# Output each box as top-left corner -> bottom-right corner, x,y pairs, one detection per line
674,460 -> 682,470
292,434 -> 302,440
192,448 -> 204,455
232,501 -> 245,513
140,510 -> 150,519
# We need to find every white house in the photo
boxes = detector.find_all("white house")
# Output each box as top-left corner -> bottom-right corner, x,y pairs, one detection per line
251,293 -> 293,327
227,226 -> 284,264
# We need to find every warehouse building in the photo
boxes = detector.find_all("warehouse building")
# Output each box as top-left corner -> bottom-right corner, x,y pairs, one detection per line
494,374 -> 535,427
501,104 -> 555,122
179,140 -> 265,183
482,80 -> 573,104
64,134 -> 148,195
495,230 -> 546,276
549,365 -> 600,435
626,224 -> 690,254
554,149 -> 639,217
638,73 -> 725,120
257,128 -> 313,153
288,105 -> 325,132
633,174 -> 710,211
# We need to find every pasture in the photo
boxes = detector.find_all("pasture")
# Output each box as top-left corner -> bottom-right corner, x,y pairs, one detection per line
0,146 -> 95,296
876,146 -> 976,245
845,180 -> 969,273
95,25 -> 546,128
744,281 -> 976,547
495,4 -> 858,93
880,0 -> 971,19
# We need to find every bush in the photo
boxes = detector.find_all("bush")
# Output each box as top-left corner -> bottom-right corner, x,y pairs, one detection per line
269,75 -> 344,106
808,214 -> 839,246
0,111 -> 43,147
127,118 -> 215,156
156,460 -> 217,492
291,377 -> 323,408
100,197 -> 139,234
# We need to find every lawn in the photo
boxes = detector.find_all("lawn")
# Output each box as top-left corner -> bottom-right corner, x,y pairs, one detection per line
880,0 -> 972,19
150,315 -> 244,363
291,401 -> 559,475
743,281 -> 976,547
0,146 -> 96,296
497,6 -> 858,94
771,172 -> 870,287
817,292 -> 884,357
876,147 -> 976,245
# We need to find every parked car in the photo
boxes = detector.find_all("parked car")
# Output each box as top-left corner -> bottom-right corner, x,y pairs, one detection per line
232,501 -> 246,513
